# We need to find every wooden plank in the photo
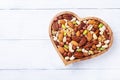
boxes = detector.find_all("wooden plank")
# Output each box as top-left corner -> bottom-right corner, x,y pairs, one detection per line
0,0 -> 120,9
0,9 -> 119,39
0,39 -> 119,69
0,70 -> 120,80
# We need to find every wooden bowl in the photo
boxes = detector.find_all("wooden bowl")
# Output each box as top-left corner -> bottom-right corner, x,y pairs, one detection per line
49,11 -> 113,65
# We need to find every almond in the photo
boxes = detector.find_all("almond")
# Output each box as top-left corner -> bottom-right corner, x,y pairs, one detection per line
58,33 -> 64,41
71,41 -> 78,46
86,32 -> 92,41
58,46 -> 65,54
76,31 -> 80,37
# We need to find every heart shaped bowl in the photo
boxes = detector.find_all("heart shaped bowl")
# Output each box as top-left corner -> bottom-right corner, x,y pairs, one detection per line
49,11 -> 113,65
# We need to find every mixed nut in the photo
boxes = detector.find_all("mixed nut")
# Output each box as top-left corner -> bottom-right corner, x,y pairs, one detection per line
51,13 -> 111,61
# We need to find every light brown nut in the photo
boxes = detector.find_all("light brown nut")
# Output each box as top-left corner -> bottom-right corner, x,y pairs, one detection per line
76,31 -> 80,37
92,40 -> 98,45
58,46 -> 65,54
83,52 -> 89,57
71,41 -> 78,46
59,42 -> 64,47
58,19 -> 66,24
86,32 -> 92,41
92,45 -> 96,49
58,33 -> 64,41
74,52 -> 84,59
68,21 -> 74,28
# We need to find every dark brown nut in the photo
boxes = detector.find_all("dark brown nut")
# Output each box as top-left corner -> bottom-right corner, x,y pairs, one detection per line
104,31 -> 109,39
77,25 -> 82,30
57,15 -> 63,19
68,21 -> 74,28
59,42 -> 64,47
79,37 -> 87,47
92,40 -> 98,45
66,37 -> 71,42
83,52 -> 89,57
84,42 -> 93,48
63,52 -> 67,57
68,52 -> 72,57
80,30 -> 83,33
72,36 -> 81,42
74,27 -> 78,32
62,14 -> 72,20
92,45 -> 96,49
72,45 -> 76,50
52,22 -> 59,31
95,29 -> 99,36
80,21 -> 86,27
54,41 -> 59,45
58,46 -> 64,54
74,52 -> 84,59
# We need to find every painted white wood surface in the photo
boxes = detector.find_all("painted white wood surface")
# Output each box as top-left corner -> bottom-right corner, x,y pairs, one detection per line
0,0 -> 120,9
0,0 -> 120,79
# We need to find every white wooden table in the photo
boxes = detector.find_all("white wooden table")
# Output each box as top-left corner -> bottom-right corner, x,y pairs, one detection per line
0,0 -> 120,80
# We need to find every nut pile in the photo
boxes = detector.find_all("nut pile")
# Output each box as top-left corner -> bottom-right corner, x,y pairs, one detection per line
51,13 -> 111,61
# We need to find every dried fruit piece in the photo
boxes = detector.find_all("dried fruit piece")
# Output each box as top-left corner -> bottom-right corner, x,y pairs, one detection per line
62,24 -> 66,29
83,30 -> 88,35
76,48 -> 82,52
64,45 -> 69,49
98,23 -> 104,28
